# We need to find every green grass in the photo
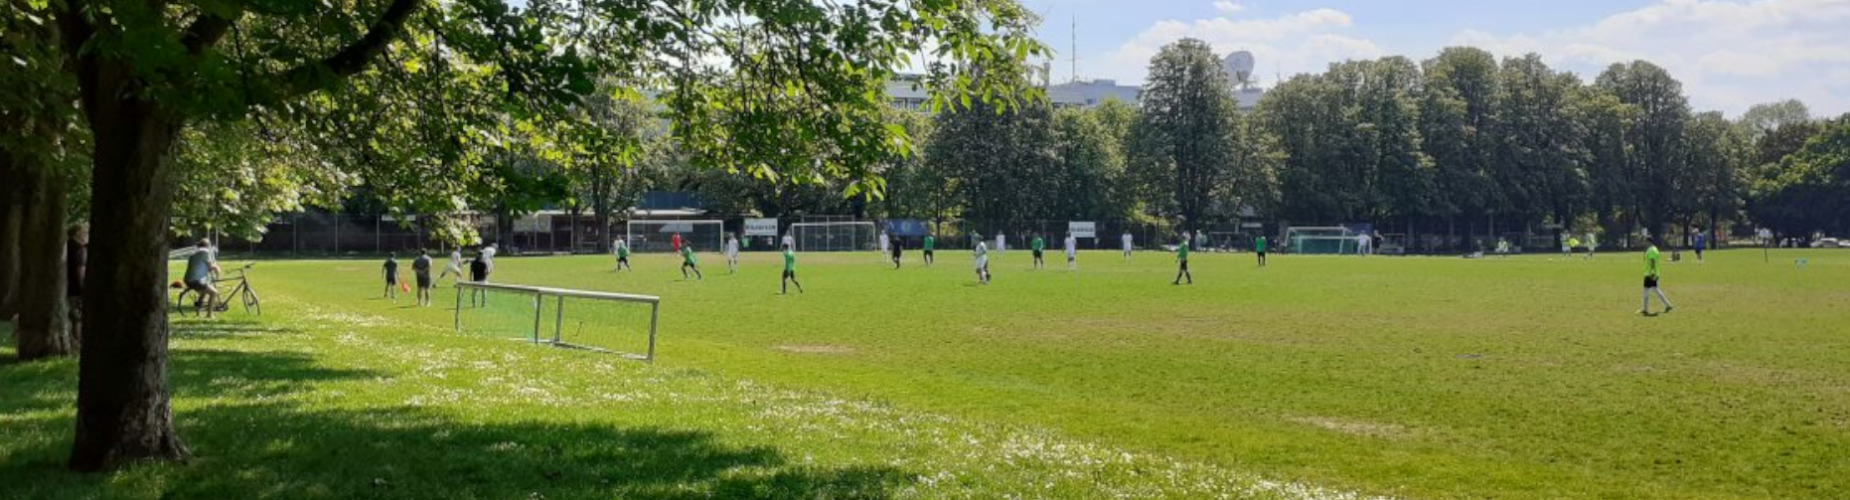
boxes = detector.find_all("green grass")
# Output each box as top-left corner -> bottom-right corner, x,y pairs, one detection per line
4,248 -> 1848,499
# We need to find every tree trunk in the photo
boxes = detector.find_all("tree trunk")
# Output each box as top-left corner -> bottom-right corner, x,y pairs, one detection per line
14,162 -> 74,360
0,157 -> 21,321
70,87 -> 189,471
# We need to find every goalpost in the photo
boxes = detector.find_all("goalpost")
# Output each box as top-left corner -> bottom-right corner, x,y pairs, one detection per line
1286,226 -> 1360,255
624,219 -> 724,253
789,221 -> 878,252
454,281 -> 661,362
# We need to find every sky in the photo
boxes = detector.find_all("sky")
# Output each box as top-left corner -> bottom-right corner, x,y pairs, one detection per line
1017,0 -> 1850,117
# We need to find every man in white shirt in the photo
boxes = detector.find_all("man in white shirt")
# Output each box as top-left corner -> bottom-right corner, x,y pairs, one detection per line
1121,231 -> 1133,259
973,239 -> 990,284
879,230 -> 890,255
724,233 -> 741,274
1064,232 -> 1078,270
782,232 -> 796,253
995,231 -> 1007,253
481,243 -> 498,278
440,247 -> 464,282
1355,233 -> 1370,256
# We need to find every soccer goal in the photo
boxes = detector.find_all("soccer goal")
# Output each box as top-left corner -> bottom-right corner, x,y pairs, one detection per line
790,221 -> 878,252
454,281 -> 661,361
625,219 -> 724,253
1286,226 -> 1360,255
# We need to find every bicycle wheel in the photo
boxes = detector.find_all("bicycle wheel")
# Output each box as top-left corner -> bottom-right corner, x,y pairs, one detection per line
175,289 -> 195,316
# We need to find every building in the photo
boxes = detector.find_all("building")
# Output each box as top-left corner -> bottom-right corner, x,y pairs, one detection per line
1047,79 -> 1141,108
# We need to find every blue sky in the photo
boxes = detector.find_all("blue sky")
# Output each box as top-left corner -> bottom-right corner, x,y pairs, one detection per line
1018,0 -> 1850,116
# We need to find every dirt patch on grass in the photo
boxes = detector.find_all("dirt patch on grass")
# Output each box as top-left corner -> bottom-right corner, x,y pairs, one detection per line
774,344 -> 856,355
1288,416 -> 1414,439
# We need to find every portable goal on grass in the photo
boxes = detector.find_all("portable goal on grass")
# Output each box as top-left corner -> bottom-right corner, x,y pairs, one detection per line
1286,226 -> 1361,255
789,221 -> 877,252
454,281 -> 660,362
625,219 -> 724,253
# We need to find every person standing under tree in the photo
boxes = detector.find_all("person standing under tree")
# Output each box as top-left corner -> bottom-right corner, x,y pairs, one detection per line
780,244 -> 804,294
1693,230 -> 1707,262
923,233 -> 936,266
412,250 -> 433,307
1173,233 -> 1193,285
468,252 -> 489,307
1030,233 -> 1045,270
680,243 -> 703,281
1063,232 -> 1077,270
1254,234 -> 1267,267
725,233 -> 741,274
614,238 -> 632,271
1641,241 -> 1675,315
382,253 -> 401,301
1122,231 -> 1134,259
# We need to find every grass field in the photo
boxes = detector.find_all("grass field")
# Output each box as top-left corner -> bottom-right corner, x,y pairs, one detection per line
4,247 -> 1848,500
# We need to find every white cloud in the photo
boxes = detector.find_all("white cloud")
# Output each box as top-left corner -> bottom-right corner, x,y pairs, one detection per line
1448,0 -> 1850,116
1101,8 -> 1381,86
1213,1 -> 1246,14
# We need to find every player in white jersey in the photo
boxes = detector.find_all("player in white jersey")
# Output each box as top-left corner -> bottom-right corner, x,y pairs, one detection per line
724,233 -> 741,274
1064,232 -> 1078,270
973,239 -> 991,284
1121,231 -> 1133,259
439,248 -> 464,282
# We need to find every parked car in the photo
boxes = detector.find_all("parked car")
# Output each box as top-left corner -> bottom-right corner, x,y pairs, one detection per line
1812,238 -> 1845,249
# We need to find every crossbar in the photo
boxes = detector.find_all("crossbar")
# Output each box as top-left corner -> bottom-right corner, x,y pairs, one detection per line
453,281 -> 661,361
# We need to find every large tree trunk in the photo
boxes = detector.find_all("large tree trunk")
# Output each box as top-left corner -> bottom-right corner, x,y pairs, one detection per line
13,161 -> 75,360
0,157 -> 21,322
70,87 -> 189,471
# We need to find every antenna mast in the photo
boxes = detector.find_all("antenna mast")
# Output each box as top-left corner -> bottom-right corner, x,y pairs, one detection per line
1070,16 -> 1078,83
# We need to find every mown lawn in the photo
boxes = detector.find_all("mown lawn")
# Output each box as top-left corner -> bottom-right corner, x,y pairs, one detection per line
4,247 -> 1847,500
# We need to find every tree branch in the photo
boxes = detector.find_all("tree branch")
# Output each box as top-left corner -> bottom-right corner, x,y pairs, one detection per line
272,0 -> 423,100
181,12 -> 241,56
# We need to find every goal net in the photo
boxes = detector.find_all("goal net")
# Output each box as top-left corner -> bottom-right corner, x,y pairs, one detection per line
1286,226 -> 1360,255
625,220 -> 724,254
790,221 -> 877,252
453,281 -> 661,361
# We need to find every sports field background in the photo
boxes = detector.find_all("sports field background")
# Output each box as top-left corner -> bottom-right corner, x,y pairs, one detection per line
6,248 -> 1848,500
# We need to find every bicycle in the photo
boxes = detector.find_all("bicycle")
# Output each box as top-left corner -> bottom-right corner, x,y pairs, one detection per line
175,262 -> 262,316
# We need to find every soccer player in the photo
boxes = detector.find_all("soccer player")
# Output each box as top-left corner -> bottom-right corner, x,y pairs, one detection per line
725,233 -> 741,274
412,250 -> 433,306
1121,231 -> 1134,259
1641,241 -> 1675,315
1355,232 -> 1371,257
440,247 -> 464,282
1064,232 -> 1077,270
481,243 -> 498,279
680,243 -> 703,281
781,244 -> 804,294
670,232 -> 683,254
996,230 -> 1007,253
973,238 -> 991,284
890,234 -> 904,269
1030,233 -> 1045,270
1255,234 -> 1267,267
468,252 -> 489,306
382,253 -> 400,301
1585,232 -> 1598,260
182,239 -> 221,318
782,231 -> 796,252
923,233 -> 936,266
1693,230 -> 1707,262
613,238 -> 632,271
1173,233 -> 1192,285
879,230 -> 891,256
1561,233 -> 1572,258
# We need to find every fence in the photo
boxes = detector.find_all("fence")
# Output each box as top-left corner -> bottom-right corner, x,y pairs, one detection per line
212,211 -> 1656,257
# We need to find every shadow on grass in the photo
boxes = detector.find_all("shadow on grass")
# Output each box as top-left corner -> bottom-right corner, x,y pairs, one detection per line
1,340 -> 911,500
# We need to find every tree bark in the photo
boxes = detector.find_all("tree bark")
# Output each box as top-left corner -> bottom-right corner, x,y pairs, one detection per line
70,85 -> 189,471
0,156 -> 21,321
13,160 -> 75,361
